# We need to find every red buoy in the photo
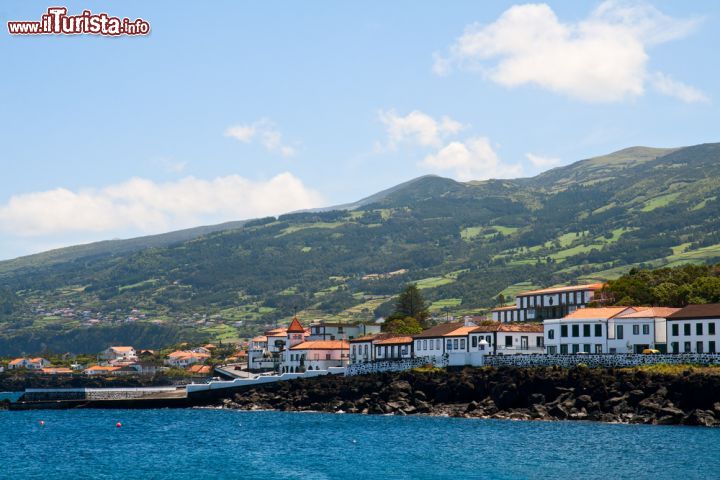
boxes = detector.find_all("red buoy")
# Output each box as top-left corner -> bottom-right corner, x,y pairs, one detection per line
116,422 -> 122,428
39,420 -> 45,427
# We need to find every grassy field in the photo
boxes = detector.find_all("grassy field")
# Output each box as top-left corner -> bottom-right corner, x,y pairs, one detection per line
415,276 -> 456,289
639,192 -> 682,212
429,298 -> 462,311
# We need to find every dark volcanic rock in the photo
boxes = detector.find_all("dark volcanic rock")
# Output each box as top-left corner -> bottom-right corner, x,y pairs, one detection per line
217,366 -> 720,427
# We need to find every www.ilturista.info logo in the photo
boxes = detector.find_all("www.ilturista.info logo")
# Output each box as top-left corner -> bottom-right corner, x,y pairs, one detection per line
7,7 -> 150,36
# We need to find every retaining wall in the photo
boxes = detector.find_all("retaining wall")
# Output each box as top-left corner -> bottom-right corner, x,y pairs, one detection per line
484,353 -> 720,369
345,356 -> 448,376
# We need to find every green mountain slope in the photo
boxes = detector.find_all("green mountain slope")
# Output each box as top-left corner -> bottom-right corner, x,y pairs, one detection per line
1,143 -> 720,354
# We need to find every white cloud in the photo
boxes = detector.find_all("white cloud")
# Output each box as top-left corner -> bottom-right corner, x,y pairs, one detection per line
650,72 -> 709,103
225,119 -> 296,157
421,137 -> 522,181
434,1 -> 705,103
0,173 -> 323,237
525,152 -> 561,168
378,109 -> 465,148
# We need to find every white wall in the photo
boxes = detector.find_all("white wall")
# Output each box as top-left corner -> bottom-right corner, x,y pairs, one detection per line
667,318 -> 720,353
544,319 -> 607,354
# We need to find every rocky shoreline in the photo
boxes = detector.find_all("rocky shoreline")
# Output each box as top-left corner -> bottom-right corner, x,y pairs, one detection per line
219,366 -> 720,427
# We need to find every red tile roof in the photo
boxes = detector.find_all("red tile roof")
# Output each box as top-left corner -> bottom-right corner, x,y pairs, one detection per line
413,322 -> 465,339
563,307 -> 636,320
290,340 -> 349,350
373,336 -> 413,345
618,307 -> 681,319
287,317 -> 305,333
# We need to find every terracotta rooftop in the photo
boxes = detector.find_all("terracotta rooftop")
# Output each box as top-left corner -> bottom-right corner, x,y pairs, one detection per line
108,346 -> 134,352
668,303 -> 720,320
413,322 -> 465,339
562,307 -> 636,320
618,307 -> 681,319
287,317 -> 305,333
374,336 -> 413,345
290,340 -> 350,350
442,326 -> 478,337
251,336 -> 268,343
472,322 -> 544,333
519,283 -> 605,296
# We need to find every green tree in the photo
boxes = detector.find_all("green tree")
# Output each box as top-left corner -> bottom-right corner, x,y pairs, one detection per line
384,316 -> 423,335
390,284 -> 429,326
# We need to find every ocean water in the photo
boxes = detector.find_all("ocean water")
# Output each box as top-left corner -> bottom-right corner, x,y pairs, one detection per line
1,409 -> 718,479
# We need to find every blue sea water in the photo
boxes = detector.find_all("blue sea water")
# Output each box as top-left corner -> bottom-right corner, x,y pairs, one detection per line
1,409 -> 718,479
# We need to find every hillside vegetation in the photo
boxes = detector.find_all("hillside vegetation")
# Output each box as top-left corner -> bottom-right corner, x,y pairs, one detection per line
1,143 -> 720,354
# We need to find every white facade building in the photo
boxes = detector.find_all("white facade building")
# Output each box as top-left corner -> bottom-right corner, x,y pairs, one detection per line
492,283 -> 606,323
101,346 -> 137,362
307,321 -> 381,341
544,307 -> 637,354
666,304 -> 720,354
608,307 -> 679,354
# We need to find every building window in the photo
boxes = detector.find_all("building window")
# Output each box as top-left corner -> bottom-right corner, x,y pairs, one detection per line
616,325 -> 624,340
572,325 -> 579,337
561,325 -> 568,337
486,335 -> 492,344
436,339 -> 441,350
504,336 -> 512,347
402,346 -> 408,355
672,324 -> 679,336
710,323 -> 716,335
429,340 -> 434,351
471,336 -> 478,348
633,325 -> 640,335
326,353 -> 331,360
684,341 -> 691,353
560,344 -> 568,354
453,339 -> 459,350
697,342 -> 704,353
642,324 -> 650,335
684,324 -> 691,336
609,348 -> 617,354
595,324 -> 602,337
447,339 -> 452,351
548,329 -> 555,340
572,344 -> 579,353
583,324 -> 590,337
537,337 -> 544,347
595,344 -> 603,354
364,345 -> 368,356
710,341 -> 716,353
697,323 -> 703,336
423,339 -> 428,350
460,339 -> 466,350
548,346 -> 557,354
671,342 -> 679,354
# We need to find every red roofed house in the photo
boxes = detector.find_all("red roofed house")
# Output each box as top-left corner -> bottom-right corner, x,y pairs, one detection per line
543,307 -> 638,354
667,304 -> 720,354
286,340 -> 350,372
164,350 -> 210,368
610,307 -> 680,353
101,346 -> 137,363
8,357 -> 51,370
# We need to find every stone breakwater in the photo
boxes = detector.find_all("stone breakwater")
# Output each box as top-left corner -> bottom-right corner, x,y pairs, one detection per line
220,367 -> 720,427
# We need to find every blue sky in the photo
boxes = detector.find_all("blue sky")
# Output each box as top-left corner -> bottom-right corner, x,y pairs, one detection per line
0,0 -> 718,259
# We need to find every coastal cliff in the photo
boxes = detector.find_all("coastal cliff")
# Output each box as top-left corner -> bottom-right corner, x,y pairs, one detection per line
220,366 -> 720,427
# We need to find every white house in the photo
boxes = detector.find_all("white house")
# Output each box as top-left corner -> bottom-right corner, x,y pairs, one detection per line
608,307 -> 680,353
349,334 -> 376,363
666,304 -> 720,354
413,322 -> 465,362
164,350 -> 210,368
544,307 -> 637,354
286,340 -> 350,372
101,346 -> 137,362
471,323 -> 545,355
307,321 -> 381,341
373,336 -> 414,361
491,283 -> 606,322
8,358 -> 51,370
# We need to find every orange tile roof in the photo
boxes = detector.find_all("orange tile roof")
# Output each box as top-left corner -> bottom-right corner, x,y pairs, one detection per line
187,365 -> 212,374
265,328 -> 287,336
471,322 -> 544,333
41,367 -> 73,374
8,358 -> 25,365
287,317 -> 305,333
29,358 -> 46,363
108,346 -> 134,352
290,340 -> 350,350
618,307 -> 681,319
251,336 -> 268,343
443,326 -> 478,337
414,322 -> 465,339
520,283 -> 605,296
84,365 -> 120,372
563,307 -> 636,320
373,336 -> 413,345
